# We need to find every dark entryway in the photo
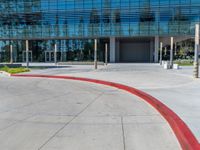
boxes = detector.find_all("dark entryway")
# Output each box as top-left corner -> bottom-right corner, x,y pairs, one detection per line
119,38 -> 151,63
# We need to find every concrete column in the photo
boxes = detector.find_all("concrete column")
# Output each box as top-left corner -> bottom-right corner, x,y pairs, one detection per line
154,36 -> 159,63
115,39 -> 120,62
10,45 -> 13,64
174,43 -> 177,56
94,39 -> 97,69
194,24 -> 199,78
54,44 -> 57,65
61,52 -> 63,62
150,39 -> 154,62
170,37 -> 174,68
26,40 -> 29,68
0,48 -> 1,62
105,43 -> 108,65
159,42 -> 163,65
110,37 -> 115,63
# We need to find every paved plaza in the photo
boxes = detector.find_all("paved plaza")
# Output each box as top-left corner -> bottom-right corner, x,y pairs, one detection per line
0,76 -> 180,150
20,63 -> 200,142
1,63 -> 200,150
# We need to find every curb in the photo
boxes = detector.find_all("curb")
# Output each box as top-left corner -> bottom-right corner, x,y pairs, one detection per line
0,71 -> 11,77
11,74 -> 200,150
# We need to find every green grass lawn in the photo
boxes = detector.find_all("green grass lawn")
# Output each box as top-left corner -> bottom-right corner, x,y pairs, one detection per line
176,62 -> 193,66
0,66 -> 30,74
174,60 -> 194,66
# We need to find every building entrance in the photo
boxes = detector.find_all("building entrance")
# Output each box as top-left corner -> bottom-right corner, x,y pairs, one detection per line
118,38 -> 153,63
45,51 -> 54,62
22,51 -> 32,62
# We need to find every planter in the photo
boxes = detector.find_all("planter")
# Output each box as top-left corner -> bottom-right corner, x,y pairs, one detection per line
0,64 -> 22,68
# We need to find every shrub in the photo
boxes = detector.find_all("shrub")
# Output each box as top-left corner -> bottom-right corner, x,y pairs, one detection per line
0,66 -> 29,74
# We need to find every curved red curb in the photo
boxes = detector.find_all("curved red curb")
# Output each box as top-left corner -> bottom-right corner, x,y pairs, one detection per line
11,74 -> 200,150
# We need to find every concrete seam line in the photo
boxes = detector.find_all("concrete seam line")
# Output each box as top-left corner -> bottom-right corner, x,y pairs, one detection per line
11,74 -> 200,150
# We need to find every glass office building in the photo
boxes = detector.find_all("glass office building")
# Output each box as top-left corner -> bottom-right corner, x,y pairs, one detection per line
0,0 -> 200,63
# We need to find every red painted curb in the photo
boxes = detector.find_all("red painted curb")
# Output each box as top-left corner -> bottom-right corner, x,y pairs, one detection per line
11,74 -> 200,150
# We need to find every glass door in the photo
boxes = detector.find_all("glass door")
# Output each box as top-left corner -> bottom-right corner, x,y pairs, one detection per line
45,51 -> 54,62
22,51 -> 33,62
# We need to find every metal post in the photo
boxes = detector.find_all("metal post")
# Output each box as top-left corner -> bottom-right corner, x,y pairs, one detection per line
194,24 -> 199,78
164,47 -> 167,56
26,40 -> 29,68
175,43 -> 177,56
54,44 -> 57,65
159,42 -> 163,65
170,37 -> 174,68
105,43 -> 108,65
10,45 -> 13,64
94,39 -> 97,69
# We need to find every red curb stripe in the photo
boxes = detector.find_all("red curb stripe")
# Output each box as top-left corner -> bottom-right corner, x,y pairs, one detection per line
11,74 -> 200,150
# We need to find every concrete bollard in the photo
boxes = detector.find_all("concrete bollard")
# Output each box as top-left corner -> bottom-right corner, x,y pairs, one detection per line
161,61 -> 166,66
173,64 -> 179,70
163,61 -> 170,69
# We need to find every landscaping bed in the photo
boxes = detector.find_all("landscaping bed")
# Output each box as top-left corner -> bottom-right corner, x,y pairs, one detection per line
174,60 -> 194,66
0,66 -> 30,74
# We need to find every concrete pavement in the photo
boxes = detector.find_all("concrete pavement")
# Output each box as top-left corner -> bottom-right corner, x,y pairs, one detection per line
19,63 -> 200,143
0,77 -> 180,150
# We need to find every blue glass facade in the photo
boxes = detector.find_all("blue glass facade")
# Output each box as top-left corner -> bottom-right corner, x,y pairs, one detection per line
0,0 -> 200,62
0,0 -> 200,39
